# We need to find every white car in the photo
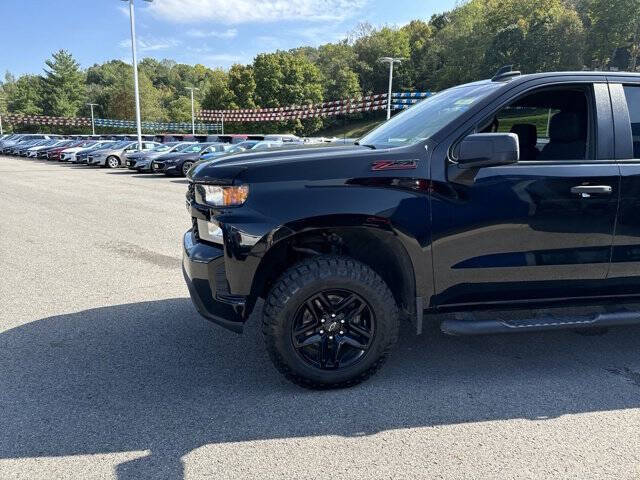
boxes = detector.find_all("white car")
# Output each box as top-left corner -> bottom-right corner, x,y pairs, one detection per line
60,141 -> 104,162
87,141 -> 161,168
26,139 -> 66,157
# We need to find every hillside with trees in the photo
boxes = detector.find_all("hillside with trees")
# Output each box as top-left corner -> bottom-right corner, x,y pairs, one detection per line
2,0 -> 640,135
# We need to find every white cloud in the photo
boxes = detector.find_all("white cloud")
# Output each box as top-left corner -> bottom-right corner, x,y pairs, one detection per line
187,28 -> 238,39
148,0 -> 367,24
118,36 -> 182,52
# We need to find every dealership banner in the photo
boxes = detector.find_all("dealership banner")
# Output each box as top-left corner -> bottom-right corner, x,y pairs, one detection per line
197,92 -> 432,122
2,92 -> 432,129
1,114 -> 93,127
3,114 -> 220,131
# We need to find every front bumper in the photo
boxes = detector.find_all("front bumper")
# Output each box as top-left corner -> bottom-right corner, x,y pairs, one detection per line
127,159 -> 152,171
182,229 -> 247,333
152,161 -> 179,175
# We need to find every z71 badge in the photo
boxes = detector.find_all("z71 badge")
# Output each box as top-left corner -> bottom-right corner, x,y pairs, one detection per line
371,160 -> 418,171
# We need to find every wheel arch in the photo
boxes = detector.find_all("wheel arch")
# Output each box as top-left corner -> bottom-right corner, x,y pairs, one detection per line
249,218 -> 421,322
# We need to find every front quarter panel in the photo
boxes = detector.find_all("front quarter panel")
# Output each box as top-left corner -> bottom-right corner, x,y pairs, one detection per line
198,146 -> 434,301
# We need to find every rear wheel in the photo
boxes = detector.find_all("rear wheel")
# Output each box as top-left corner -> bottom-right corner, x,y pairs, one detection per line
181,161 -> 194,177
263,255 -> 399,389
106,156 -> 120,169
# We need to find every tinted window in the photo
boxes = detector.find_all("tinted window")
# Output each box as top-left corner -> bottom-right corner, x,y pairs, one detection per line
623,85 -> 640,158
481,87 -> 590,161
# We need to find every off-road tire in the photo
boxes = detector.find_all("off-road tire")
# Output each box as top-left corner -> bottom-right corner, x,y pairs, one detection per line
263,255 -> 399,389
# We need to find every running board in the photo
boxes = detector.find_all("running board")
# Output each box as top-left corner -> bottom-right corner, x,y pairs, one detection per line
441,310 -> 640,336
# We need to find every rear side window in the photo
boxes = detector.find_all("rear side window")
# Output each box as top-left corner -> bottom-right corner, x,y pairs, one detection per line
623,85 -> 640,158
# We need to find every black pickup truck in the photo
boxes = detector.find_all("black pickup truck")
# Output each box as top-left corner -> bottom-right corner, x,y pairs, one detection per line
183,69 -> 640,388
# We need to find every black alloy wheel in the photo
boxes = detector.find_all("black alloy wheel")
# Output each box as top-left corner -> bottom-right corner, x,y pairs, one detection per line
291,289 -> 375,370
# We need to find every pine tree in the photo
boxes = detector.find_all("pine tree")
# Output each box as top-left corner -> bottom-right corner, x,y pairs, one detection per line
42,50 -> 86,117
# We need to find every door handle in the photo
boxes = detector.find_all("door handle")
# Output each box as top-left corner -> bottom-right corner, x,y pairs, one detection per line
571,185 -> 612,196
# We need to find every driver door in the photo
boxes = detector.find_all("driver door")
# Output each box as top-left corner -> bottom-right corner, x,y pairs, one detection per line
431,80 -> 620,306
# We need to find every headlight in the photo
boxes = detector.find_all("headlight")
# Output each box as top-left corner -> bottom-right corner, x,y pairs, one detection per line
200,185 -> 249,207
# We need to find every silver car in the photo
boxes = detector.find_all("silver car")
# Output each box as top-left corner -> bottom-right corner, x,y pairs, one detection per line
87,141 -> 161,168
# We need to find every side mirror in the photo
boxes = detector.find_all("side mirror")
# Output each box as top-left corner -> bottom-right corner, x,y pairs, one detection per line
457,133 -> 519,169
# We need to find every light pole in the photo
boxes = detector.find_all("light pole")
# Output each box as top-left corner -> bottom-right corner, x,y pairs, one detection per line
186,87 -> 199,135
121,0 -> 153,150
87,103 -> 99,136
0,94 -> 4,135
378,57 -> 403,120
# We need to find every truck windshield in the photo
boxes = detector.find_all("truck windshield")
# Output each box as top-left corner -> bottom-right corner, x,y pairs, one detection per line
359,82 -> 502,148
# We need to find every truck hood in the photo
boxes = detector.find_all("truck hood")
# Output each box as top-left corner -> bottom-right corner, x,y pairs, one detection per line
187,144 -> 400,185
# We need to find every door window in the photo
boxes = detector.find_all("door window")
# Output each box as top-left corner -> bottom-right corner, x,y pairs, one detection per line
479,86 -> 592,161
623,85 -> 640,158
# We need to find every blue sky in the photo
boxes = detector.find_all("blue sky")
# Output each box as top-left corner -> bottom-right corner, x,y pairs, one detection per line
0,0 -> 457,76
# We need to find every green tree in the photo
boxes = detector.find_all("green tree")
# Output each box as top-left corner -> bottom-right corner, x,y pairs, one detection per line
167,96 -> 196,122
584,0 -> 640,69
201,69 -> 235,110
427,0 -> 586,90
253,51 -> 324,134
105,69 -> 166,121
228,64 -> 256,108
401,20 -> 434,91
42,50 -> 85,117
7,74 -> 43,115
352,27 -> 411,94
316,42 -> 361,100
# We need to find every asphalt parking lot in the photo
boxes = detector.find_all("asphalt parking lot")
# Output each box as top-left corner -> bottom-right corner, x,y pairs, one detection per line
1,155 -> 640,479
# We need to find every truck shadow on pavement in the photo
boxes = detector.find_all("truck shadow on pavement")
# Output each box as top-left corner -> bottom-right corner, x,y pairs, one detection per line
1,298 -> 639,479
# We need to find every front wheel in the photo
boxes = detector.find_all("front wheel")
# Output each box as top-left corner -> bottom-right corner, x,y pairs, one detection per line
106,156 -> 120,169
263,255 -> 399,389
181,161 -> 193,177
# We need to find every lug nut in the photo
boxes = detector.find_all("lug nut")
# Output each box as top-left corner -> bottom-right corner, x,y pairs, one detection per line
321,319 -> 325,323
340,320 -> 345,324
331,314 -> 336,318
319,330 -> 324,334
339,331 -> 344,335
329,336 -> 333,340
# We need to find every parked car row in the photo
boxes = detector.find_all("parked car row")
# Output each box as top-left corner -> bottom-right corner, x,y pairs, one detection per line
0,133 -> 317,177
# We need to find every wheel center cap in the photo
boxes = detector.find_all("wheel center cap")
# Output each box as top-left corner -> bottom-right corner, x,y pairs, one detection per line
326,321 -> 339,332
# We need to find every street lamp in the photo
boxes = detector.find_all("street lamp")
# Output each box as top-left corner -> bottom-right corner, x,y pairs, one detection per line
87,103 -> 99,136
0,94 -> 4,135
121,0 -> 153,150
378,57 -> 403,120
186,87 -> 199,135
